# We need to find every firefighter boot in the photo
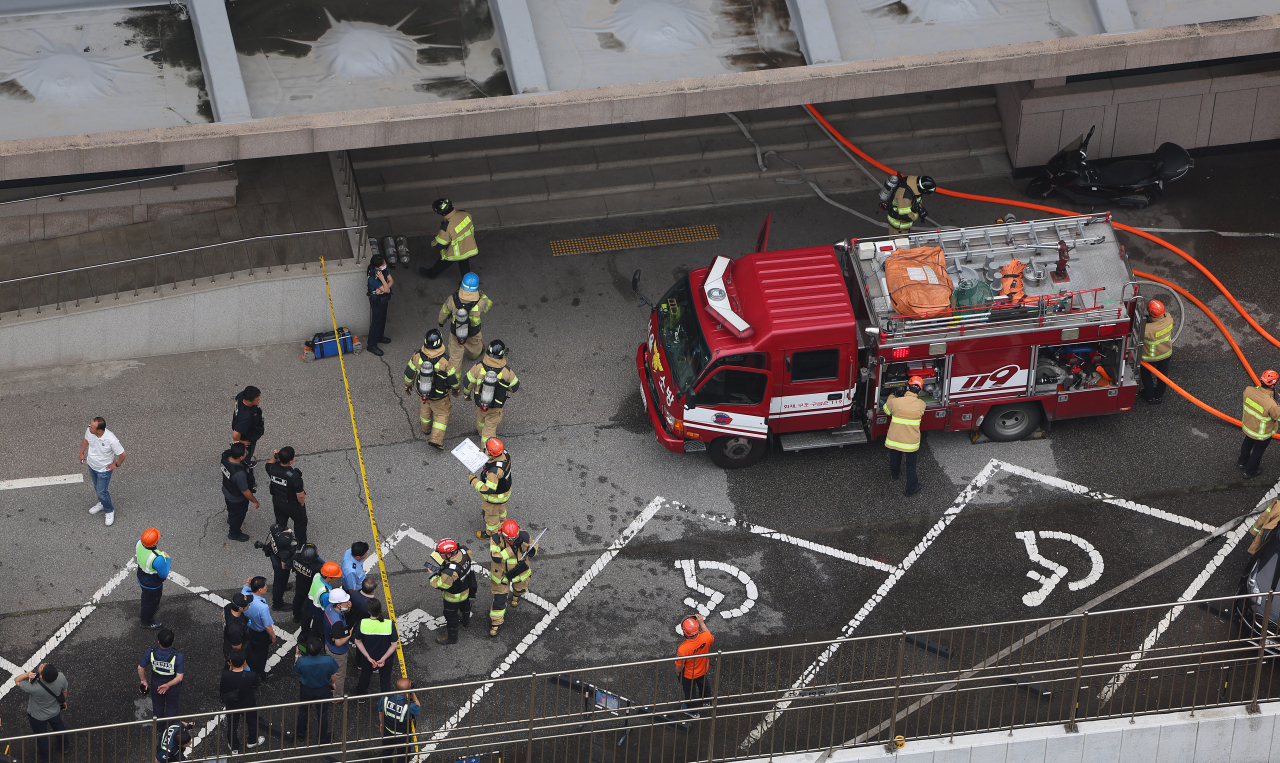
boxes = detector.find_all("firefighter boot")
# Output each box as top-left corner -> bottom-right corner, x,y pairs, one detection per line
475,530 -> 488,540
436,627 -> 459,645
509,594 -> 519,609
461,610 -> 472,628
489,620 -> 501,637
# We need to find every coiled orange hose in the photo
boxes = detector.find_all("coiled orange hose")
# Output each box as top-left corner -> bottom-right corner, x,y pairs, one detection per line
802,103 -> 1274,434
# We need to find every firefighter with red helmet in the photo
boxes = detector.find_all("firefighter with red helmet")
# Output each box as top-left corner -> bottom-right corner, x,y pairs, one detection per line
464,340 -> 519,447
426,538 -> 476,645
488,519 -> 537,637
470,438 -> 513,540
403,329 -> 461,451
1140,299 -> 1174,403
882,376 -> 926,497
1240,370 -> 1280,478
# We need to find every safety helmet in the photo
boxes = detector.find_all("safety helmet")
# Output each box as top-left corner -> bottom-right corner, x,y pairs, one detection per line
436,538 -> 459,555
461,273 -> 480,292
300,543 -> 319,563
423,329 -> 444,351
917,176 -> 937,194
486,438 -> 505,457
500,519 -> 520,541
680,617 -> 700,638
1264,370 -> 1280,387
485,340 -> 508,360
907,375 -> 924,391
1148,299 -> 1166,319
432,198 -> 453,215
141,527 -> 160,547
321,561 -> 342,578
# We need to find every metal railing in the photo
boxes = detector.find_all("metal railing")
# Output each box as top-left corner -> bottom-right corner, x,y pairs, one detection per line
0,226 -> 365,320
2,591 -> 1277,762
0,165 -> 229,209
333,150 -> 372,264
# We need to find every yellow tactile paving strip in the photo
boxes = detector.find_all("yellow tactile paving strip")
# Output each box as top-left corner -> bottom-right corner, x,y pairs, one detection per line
549,224 -> 720,256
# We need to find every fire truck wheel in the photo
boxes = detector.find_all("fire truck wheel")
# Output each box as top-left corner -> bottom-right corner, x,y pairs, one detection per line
981,403 -> 1041,442
708,436 -> 766,469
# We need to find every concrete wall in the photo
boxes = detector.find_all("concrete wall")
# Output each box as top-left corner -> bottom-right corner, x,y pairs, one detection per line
764,700 -> 1280,763
0,14 -> 1275,183
996,59 -> 1280,168
0,262 -> 367,372
0,168 -> 238,247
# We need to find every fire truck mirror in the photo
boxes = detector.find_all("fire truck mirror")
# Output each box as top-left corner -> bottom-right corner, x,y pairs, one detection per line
685,390 -> 698,410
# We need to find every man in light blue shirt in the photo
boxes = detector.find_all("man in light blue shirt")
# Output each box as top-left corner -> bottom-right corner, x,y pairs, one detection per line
240,577 -> 277,677
341,542 -> 370,592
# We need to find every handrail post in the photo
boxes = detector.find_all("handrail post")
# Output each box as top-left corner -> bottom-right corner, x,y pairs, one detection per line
526,672 -> 537,763
1248,591 -> 1274,714
705,652 -> 723,763
1065,613 -> 1089,732
340,694 -> 349,762
884,632 -> 907,754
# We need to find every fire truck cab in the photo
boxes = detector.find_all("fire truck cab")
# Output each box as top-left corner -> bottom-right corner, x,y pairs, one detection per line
636,214 -> 1142,468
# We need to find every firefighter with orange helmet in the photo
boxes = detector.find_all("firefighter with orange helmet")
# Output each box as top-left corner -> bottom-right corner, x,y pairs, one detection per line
882,376 -> 926,497
426,538 -> 476,645
1240,370 -> 1280,478
487,519 -> 537,637
137,527 -> 171,629
1140,299 -> 1174,403
470,438 -> 513,540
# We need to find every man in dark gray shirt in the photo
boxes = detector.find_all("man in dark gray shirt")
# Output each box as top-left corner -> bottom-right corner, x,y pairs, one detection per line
220,443 -> 259,542
14,663 -> 69,762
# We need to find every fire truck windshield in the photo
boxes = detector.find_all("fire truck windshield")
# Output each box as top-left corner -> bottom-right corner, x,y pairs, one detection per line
657,275 -> 711,392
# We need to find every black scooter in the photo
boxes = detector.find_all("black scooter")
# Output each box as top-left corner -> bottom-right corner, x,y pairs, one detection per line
1026,125 -> 1192,208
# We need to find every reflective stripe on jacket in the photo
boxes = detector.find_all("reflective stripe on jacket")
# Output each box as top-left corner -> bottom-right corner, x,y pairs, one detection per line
1142,314 -> 1173,361
883,392 -> 925,452
1243,386 -> 1280,440
433,210 -> 478,261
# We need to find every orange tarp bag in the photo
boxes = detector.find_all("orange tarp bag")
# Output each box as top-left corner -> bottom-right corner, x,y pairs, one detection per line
885,246 -> 953,315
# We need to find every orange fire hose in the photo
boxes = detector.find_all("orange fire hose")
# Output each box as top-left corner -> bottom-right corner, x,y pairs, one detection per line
803,103 -> 1274,434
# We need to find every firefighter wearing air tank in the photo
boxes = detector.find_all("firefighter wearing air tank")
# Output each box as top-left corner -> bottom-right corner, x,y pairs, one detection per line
879,174 -> 936,233
1139,299 -> 1173,404
470,438 -> 512,539
438,273 -> 492,372
488,519 -> 536,638
1240,370 -> 1280,479
882,376 -> 925,498
426,538 -> 476,645
403,329 -> 461,451
465,340 -> 519,446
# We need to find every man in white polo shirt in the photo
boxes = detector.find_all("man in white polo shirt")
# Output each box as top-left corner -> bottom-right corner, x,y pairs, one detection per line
78,417 -> 126,527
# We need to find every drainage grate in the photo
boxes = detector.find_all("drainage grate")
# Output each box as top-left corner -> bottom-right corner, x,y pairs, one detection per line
549,224 -> 719,256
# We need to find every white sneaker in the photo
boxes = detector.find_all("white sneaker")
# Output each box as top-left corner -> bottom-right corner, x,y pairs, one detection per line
105,512 -> 115,526
89,503 -> 103,514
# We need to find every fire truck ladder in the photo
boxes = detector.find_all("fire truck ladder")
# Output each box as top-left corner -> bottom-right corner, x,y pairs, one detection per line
902,214 -> 1109,283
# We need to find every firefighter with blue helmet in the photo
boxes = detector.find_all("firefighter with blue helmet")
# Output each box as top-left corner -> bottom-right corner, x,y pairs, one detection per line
437,273 -> 492,373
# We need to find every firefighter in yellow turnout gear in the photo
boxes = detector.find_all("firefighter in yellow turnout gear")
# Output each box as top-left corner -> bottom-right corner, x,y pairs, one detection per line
883,175 -> 936,233
1139,299 -> 1173,403
403,329 -> 461,450
1240,370 -> 1280,479
882,375 -> 926,497
1248,499 -> 1280,555
465,340 -> 519,446
488,519 -> 537,637
438,273 -> 492,372
427,538 -> 477,645
470,438 -> 512,540
420,198 -> 478,280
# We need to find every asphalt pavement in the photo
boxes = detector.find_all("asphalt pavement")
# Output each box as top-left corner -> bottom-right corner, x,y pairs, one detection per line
2,145 -> 1279,741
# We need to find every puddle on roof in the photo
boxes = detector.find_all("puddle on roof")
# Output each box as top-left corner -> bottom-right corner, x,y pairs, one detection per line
0,6 -> 210,142
226,0 -> 511,118
529,0 -> 803,91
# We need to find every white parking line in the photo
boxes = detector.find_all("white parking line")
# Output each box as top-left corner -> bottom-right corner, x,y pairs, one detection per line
0,560 -> 136,699
1097,476 -> 1280,704
414,496 -> 670,760
740,459 -> 1003,750
0,473 -> 84,491
687,509 -> 896,573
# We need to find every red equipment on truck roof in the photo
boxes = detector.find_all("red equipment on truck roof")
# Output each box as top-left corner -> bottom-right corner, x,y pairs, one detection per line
635,213 -> 1142,468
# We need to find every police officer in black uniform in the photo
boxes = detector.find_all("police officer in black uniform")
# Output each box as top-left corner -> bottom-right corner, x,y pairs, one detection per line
264,448 -> 308,545
256,524 -> 297,611
232,386 -> 265,488
154,720 -> 194,763
291,544 -> 324,627
221,443 -> 259,542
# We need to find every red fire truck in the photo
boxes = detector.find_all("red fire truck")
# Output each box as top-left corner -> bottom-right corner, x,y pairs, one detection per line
634,214 -> 1142,468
